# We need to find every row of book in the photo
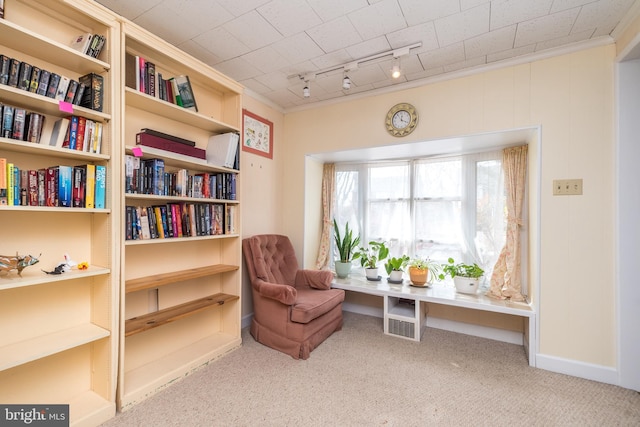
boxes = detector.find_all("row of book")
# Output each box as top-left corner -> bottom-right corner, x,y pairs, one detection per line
125,53 -> 197,112
125,203 -> 236,240
0,158 -> 106,208
69,33 -> 107,59
1,103 -> 45,143
0,55 -> 104,112
125,156 -> 237,200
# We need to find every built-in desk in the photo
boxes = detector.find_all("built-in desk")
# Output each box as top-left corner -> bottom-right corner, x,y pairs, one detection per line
332,275 -> 536,366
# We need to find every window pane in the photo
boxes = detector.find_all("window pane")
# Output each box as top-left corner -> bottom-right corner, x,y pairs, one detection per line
475,159 -> 506,277
415,159 -> 461,198
368,200 -> 410,256
415,200 -> 462,261
369,163 -> 409,199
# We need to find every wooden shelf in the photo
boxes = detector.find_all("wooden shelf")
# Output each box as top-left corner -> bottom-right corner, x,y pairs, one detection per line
125,192 -> 239,204
0,323 -> 110,371
126,264 -> 239,293
124,145 -> 238,173
0,136 -> 110,160
125,293 -> 239,337
0,17 -> 111,75
125,89 -> 238,134
0,265 -> 111,291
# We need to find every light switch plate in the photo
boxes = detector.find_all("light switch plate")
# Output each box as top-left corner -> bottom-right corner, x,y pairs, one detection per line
553,179 -> 583,195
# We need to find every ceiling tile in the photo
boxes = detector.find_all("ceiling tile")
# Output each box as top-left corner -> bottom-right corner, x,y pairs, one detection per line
435,3 -> 491,47
177,40 -> 223,66
349,0 -> 407,40
443,55 -> 487,72
306,16 -> 363,53
486,44 -> 535,62
535,28 -> 595,51
192,27 -> 251,61
215,57 -> 261,81
398,0 -> 460,26
572,0 -> 636,34
419,42 -> 466,69
94,0 -> 160,19
310,50 -> 354,70
216,0 -> 271,17
514,8 -> 580,47
242,46 -> 292,74
461,0 -> 490,11
550,0 -> 596,13
241,78 -> 272,94
272,33 -> 326,64
257,0 -> 322,37
345,37 -> 393,59
254,70 -> 292,91
464,25 -> 517,59
308,0 -> 369,22
223,10 -> 283,50
490,0 -> 553,30
386,22 -> 440,52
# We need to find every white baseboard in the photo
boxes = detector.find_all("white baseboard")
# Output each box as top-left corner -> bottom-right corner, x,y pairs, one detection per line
535,354 -> 619,386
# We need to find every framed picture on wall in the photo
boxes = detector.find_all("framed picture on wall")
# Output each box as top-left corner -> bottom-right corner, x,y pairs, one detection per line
242,109 -> 273,159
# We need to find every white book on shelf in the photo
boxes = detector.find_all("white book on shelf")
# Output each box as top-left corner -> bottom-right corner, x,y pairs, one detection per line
48,117 -> 70,147
206,132 -> 239,168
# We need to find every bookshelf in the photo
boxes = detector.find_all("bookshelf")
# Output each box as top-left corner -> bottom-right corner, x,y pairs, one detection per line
0,0 -> 119,426
117,19 -> 243,410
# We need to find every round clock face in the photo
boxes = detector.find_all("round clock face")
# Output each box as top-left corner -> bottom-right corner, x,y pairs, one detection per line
385,103 -> 418,137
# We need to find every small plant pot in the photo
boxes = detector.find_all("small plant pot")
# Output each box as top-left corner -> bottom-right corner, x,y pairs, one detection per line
365,267 -> 379,280
454,276 -> 480,294
388,270 -> 403,282
408,267 -> 428,286
335,261 -> 352,279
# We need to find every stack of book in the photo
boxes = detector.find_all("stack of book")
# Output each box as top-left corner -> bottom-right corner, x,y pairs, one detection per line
135,128 -> 205,159
0,54 -> 104,111
69,33 -> 107,59
0,158 -> 106,209
125,53 -> 197,112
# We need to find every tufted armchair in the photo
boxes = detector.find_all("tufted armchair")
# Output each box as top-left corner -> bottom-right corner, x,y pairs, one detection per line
242,234 -> 345,359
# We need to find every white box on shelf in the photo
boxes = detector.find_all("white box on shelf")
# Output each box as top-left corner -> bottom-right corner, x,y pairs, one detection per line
206,132 -> 239,168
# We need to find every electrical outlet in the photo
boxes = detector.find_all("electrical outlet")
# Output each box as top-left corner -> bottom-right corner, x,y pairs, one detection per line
553,179 -> 583,196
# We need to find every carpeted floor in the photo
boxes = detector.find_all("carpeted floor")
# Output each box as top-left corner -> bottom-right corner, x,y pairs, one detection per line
101,312 -> 640,426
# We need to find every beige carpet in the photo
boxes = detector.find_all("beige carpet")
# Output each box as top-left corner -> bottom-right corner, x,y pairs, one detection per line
101,312 -> 640,426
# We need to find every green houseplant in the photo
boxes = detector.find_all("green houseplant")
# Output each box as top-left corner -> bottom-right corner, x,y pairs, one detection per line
407,257 -> 441,286
333,219 -> 360,278
384,255 -> 410,282
438,258 -> 485,294
354,241 -> 389,280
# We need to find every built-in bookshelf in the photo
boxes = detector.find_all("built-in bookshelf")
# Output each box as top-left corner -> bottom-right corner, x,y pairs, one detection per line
0,0 -> 119,426
117,19 -> 243,411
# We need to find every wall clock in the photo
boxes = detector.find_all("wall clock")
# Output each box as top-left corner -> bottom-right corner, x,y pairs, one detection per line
385,103 -> 418,137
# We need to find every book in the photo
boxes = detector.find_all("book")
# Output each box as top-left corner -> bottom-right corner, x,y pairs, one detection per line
64,79 -> 79,103
0,55 -> 10,85
70,33 -> 93,54
82,119 -> 94,152
45,167 -> 58,206
26,112 -> 44,143
0,0 -> 3,19
89,34 -> 106,59
95,165 -> 106,209
17,61 -> 31,91
12,108 -> 26,140
91,121 -> 103,154
6,162 -> 14,206
36,70 -> 51,96
2,105 -> 13,138
145,61 -> 156,96
138,57 -> 146,94
28,169 -> 38,206
7,58 -> 20,87
75,116 -> 86,151
64,115 -> 79,149
73,82 -> 86,106
37,169 -> 45,206
169,77 -> 182,106
206,132 -> 239,168
58,165 -> 72,207
124,52 -> 138,90
139,128 -> 196,146
49,117 -> 70,147
138,206 -> 151,240
173,75 -> 197,111
72,165 -> 86,207
78,73 -> 104,112
28,66 -> 40,93
136,132 -> 206,159
55,75 -> 70,101
0,157 -> 6,205
85,164 -> 95,208
46,73 -> 60,98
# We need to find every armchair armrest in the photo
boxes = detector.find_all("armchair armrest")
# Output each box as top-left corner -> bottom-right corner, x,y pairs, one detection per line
254,279 -> 297,305
295,269 -> 334,290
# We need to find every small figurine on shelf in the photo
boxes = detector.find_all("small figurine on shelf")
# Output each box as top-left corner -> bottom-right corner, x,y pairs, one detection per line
42,253 -> 80,275
0,253 -> 41,276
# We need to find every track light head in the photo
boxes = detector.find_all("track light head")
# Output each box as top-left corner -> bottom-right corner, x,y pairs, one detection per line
303,83 -> 310,98
342,75 -> 351,90
391,58 -> 401,79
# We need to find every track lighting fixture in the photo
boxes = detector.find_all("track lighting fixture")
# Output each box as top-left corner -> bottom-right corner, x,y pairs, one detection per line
342,74 -> 351,90
292,42 -> 421,96
391,57 -> 401,79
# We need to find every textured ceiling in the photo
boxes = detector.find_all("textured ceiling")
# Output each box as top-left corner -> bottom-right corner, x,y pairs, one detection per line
95,0 -> 639,111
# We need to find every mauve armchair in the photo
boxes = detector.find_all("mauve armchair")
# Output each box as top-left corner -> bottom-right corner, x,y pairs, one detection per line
242,234 -> 345,359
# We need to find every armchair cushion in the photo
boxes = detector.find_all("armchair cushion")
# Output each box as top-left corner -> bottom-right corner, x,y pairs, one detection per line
253,278 -> 297,305
295,269 -> 334,290
291,288 -> 345,324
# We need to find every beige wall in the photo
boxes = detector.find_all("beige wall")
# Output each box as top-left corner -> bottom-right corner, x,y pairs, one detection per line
273,44 -> 616,367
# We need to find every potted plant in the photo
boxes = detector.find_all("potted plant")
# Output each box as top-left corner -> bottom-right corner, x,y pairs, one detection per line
353,241 -> 389,280
384,255 -> 410,282
333,219 -> 360,278
407,257 -> 441,287
438,257 -> 485,294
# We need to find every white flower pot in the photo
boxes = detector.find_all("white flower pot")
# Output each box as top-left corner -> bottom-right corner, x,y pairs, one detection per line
454,276 -> 480,294
389,270 -> 403,282
365,267 -> 379,280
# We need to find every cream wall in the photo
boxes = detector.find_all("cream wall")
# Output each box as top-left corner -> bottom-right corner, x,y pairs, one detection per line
278,45 -> 616,368
239,96 -> 285,319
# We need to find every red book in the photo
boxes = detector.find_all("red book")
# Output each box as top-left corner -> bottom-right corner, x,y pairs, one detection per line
45,167 -> 58,207
75,117 -> 86,151
136,132 -> 206,159
28,170 -> 38,206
